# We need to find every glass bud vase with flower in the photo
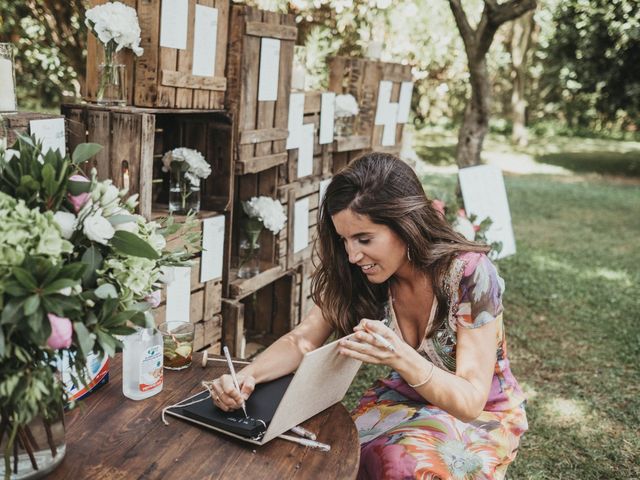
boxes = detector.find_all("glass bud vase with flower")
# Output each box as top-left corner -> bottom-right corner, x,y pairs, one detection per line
162,147 -> 211,215
237,196 -> 287,279
85,1 -> 145,106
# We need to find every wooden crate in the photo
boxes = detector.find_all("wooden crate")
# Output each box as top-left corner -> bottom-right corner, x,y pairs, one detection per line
280,91 -> 333,185
1,111 -> 65,147
329,57 -> 412,154
222,270 -> 295,357
85,0 -> 229,109
63,104 -> 233,219
278,177 -> 321,269
226,4 -> 296,175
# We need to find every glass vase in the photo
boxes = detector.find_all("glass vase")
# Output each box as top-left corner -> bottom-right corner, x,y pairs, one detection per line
334,116 -> 355,137
0,409 -> 66,479
96,44 -> 126,106
169,163 -> 201,215
237,220 -> 262,279
0,43 -> 17,112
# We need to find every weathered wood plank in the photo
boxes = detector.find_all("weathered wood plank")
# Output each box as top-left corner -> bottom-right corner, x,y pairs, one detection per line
245,21 -> 297,40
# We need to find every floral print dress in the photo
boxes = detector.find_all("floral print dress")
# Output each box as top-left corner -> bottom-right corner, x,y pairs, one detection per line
351,253 -> 528,480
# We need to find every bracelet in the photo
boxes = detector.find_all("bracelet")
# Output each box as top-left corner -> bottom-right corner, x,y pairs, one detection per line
408,363 -> 435,388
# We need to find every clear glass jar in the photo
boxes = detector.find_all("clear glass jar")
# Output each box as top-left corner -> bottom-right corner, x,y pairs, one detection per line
0,43 -> 17,112
169,162 -> 201,215
96,44 -> 126,106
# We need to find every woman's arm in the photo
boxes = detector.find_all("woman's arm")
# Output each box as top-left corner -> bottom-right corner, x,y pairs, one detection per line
340,319 -> 496,422
210,304 -> 333,411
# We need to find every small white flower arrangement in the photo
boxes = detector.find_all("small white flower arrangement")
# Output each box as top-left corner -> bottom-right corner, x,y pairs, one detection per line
242,196 -> 287,235
162,147 -> 212,186
85,1 -> 144,57
334,94 -> 360,118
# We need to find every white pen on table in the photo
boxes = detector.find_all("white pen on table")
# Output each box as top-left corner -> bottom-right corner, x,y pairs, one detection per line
222,345 -> 248,418
364,319 -> 395,352
291,425 -> 317,440
279,434 -> 331,451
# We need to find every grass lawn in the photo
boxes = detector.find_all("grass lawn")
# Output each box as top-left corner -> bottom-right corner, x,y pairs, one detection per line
343,133 -> 640,479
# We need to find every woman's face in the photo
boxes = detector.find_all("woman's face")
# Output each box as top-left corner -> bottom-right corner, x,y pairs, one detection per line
331,208 -> 409,284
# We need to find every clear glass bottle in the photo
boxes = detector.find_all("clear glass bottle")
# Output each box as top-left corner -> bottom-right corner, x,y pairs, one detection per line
122,328 -> 164,400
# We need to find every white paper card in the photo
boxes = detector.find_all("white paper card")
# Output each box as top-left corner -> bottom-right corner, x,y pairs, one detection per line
258,38 -> 280,101
29,118 -> 66,156
458,165 -> 516,259
165,266 -> 191,322
382,104 -> 398,147
192,5 -> 218,77
200,215 -> 225,282
319,92 -> 335,144
396,82 -> 414,124
297,123 -> 315,179
293,198 -> 310,254
319,178 -> 332,206
286,93 -> 306,149
374,81 -> 393,125
160,0 -> 189,50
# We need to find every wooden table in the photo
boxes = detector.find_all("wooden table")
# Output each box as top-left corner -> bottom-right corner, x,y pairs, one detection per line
49,355 -> 360,479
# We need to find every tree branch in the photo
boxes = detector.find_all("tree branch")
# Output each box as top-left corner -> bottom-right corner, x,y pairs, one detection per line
489,0 -> 537,27
448,0 -> 475,51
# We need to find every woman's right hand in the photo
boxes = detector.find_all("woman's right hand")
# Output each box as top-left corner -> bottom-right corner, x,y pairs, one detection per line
208,373 -> 256,412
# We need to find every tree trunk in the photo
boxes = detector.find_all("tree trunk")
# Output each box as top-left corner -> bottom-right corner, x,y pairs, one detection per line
456,58 -> 491,167
510,11 -> 535,147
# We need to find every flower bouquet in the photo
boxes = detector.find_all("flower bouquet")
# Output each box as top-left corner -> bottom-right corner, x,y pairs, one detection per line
85,1 -> 144,105
161,147 -> 212,215
238,196 -> 286,278
334,94 -> 360,137
0,135 -> 194,479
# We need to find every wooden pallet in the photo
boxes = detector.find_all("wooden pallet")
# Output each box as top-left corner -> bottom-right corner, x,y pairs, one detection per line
62,104 -> 233,219
226,4 -> 296,175
1,111 -> 65,146
85,0 -> 229,109
329,57 -> 412,154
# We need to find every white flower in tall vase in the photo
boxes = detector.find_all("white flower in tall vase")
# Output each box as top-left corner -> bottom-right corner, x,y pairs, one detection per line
162,147 -> 212,215
85,1 -> 144,105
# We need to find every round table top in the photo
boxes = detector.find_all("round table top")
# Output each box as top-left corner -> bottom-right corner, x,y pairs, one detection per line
47,354 -> 361,479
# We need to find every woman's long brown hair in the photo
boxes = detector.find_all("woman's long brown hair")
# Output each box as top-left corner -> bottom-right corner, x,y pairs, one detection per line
311,152 -> 489,338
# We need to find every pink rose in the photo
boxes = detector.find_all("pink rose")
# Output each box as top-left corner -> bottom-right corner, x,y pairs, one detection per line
432,199 -> 446,216
46,313 -> 73,349
68,174 -> 91,213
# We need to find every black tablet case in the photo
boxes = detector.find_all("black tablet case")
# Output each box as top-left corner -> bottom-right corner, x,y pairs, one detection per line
170,374 -> 294,439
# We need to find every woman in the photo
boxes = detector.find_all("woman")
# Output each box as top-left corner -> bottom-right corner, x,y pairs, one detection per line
209,153 -> 527,479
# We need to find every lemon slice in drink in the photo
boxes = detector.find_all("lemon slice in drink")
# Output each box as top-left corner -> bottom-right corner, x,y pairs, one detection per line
175,345 -> 192,358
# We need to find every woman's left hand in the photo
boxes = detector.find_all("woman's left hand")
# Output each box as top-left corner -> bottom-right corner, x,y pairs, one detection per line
338,319 -> 406,369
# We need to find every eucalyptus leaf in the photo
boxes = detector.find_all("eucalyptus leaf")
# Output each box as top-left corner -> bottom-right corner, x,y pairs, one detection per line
12,268 -> 37,290
81,246 -> 103,287
23,294 -> 41,316
73,322 -> 94,357
72,143 -> 103,165
110,230 -> 160,260
1,299 -> 25,325
42,278 -> 79,295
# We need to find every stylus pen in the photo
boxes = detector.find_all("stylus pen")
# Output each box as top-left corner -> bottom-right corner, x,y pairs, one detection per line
222,346 -> 248,418
291,425 -> 317,440
279,434 -> 331,452
365,321 -> 395,352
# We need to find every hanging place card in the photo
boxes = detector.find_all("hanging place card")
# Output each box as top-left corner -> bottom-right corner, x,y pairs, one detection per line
374,81 -> 393,125
192,5 -> 218,77
165,266 -> 192,322
381,104 -> 398,147
297,123 -> 315,179
293,197 -> 310,254
319,92 -> 335,145
160,0 -> 189,50
29,118 -> 66,156
200,215 -> 225,283
286,93 -> 305,149
258,38 -> 280,101
396,82 -> 414,124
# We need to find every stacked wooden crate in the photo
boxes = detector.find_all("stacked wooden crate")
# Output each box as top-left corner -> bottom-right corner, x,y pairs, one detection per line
222,4 -> 297,357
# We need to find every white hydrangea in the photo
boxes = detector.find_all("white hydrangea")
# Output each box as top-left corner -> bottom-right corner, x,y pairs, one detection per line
243,196 -> 287,235
161,147 -> 212,186
85,1 -> 144,56
334,94 -> 359,118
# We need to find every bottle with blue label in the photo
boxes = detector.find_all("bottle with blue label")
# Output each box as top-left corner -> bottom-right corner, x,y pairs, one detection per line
122,327 -> 163,400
